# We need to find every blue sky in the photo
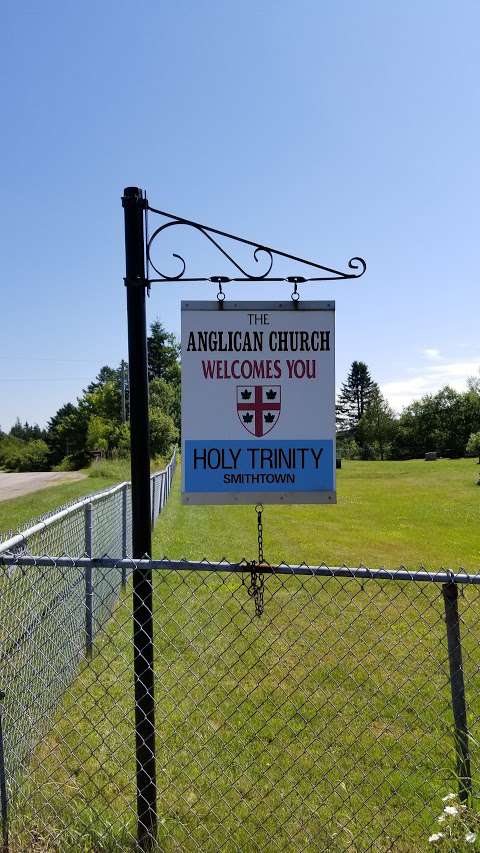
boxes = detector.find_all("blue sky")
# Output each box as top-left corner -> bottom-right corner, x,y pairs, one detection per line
1,1 -> 479,429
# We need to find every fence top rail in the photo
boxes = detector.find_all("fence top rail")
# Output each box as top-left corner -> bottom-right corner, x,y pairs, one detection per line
0,555 -> 478,585
0,449 -> 177,556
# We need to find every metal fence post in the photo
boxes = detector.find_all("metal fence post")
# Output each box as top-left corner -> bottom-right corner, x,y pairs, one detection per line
159,474 -> 164,514
151,477 -> 156,531
442,581 -> 472,802
122,484 -> 128,588
0,692 -> 9,853
85,503 -> 93,659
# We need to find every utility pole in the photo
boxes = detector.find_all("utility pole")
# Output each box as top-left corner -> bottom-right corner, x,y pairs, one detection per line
121,359 -> 127,423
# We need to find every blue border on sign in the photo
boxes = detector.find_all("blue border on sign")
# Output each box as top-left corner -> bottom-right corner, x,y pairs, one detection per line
184,440 -> 334,492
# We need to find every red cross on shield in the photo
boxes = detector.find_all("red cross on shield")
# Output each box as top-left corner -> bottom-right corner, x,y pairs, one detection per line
236,385 -> 281,437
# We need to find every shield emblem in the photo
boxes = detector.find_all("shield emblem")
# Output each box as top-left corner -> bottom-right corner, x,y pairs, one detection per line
236,385 -> 281,437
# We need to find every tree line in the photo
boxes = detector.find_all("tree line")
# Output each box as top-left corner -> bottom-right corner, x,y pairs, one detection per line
0,321 -> 180,472
2,338 -> 480,472
337,361 -> 480,461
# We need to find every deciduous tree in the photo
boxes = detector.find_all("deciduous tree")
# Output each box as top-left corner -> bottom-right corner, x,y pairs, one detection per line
46,403 -> 89,468
466,431 -> 480,464
357,389 -> 397,460
149,408 -> 178,457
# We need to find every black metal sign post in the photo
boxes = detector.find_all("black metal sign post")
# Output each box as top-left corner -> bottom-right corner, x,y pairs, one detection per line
122,183 -> 366,848
122,187 -> 157,849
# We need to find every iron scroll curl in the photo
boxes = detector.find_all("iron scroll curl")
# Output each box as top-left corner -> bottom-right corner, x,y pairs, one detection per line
147,219 -> 274,281
145,204 -> 366,284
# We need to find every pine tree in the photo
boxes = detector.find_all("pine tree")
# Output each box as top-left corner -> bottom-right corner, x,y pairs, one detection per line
147,320 -> 180,385
336,361 -> 378,434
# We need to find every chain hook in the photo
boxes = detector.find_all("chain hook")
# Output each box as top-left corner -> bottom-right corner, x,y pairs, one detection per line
288,276 -> 304,309
291,281 -> 299,301
210,275 -> 228,309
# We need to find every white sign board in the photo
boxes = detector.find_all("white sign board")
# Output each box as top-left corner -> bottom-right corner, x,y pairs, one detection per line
181,301 -> 336,504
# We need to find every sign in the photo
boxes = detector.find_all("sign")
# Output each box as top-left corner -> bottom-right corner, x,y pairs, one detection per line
181,301 -> 336,504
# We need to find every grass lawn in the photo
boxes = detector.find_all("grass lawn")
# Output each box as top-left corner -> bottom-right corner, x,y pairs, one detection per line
155,457 -> 480,570
6,458 -> 480,851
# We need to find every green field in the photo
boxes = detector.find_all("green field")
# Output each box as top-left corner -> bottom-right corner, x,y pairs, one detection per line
154,457 -> 480,570
4,458 -> 480,851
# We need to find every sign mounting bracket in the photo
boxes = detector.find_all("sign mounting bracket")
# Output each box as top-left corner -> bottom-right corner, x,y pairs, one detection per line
145,200 -> 366,286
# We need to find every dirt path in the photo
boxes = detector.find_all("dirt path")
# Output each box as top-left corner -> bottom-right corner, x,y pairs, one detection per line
0,472 -> 86,502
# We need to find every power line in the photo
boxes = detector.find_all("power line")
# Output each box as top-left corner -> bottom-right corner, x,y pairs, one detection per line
0,356 -> 101,363
0,378 -> 92,382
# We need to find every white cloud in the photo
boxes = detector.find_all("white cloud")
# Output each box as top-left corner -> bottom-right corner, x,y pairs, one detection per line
422,347 -> 442,361
381,359 -> 480,413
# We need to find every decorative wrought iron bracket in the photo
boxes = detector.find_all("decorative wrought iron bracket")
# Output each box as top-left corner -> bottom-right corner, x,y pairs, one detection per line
145,201 -> 366,285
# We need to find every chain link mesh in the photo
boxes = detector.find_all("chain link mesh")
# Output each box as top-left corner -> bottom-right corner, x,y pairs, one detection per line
0,451 -> 176,812
0,558 -> 478,851
1,447 -> 478,851
91,488 -> 126,633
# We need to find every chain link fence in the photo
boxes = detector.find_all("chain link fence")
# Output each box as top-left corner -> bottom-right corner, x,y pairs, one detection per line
0,450 -> 176,820
0,448 -> 479,850
0,544 -> 479,850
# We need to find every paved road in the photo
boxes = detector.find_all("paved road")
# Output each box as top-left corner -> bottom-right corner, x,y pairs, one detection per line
0,472 -> 86,502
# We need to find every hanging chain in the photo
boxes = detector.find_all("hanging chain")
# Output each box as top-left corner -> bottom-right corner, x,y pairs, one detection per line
257,504 -> 264,564
248,504 -> 265,617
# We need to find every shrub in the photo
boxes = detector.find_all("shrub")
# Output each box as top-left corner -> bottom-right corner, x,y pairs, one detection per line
0,437 -> 49,471
337,438 -> 360,460
149,408 -> 178,457
52,455 -> 77,472
21,439 -> 50,471
466,431 -> 480,463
